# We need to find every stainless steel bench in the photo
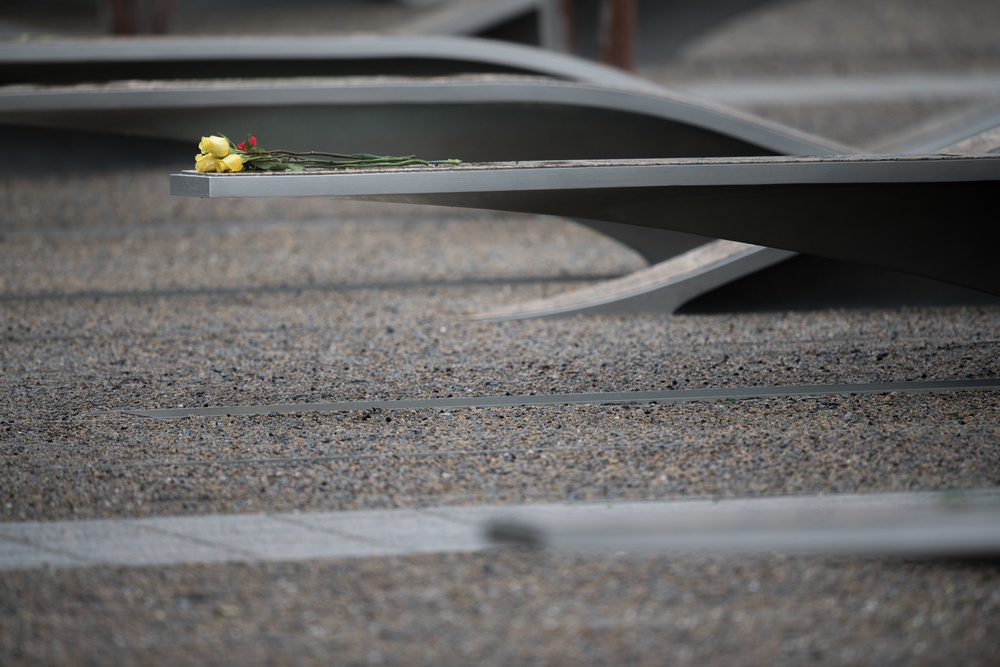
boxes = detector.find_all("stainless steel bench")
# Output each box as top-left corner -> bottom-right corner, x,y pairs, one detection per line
6,36 -> 998,314
170,154 -> 1000,299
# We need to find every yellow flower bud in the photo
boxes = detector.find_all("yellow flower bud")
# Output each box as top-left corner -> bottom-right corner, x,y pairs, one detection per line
217,153 -> 244,172
198,135 -> 230,158
195,152 -> 219,172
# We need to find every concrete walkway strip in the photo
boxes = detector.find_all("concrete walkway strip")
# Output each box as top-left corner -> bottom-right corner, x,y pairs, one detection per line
0,509 -> 490,572
1,490 -> 998,571
123,378 -> 1000,419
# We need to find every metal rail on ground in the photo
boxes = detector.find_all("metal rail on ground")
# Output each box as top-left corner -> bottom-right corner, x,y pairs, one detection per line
126,378 -> 1000,420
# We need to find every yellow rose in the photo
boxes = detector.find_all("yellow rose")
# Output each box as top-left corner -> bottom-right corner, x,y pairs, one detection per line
195,152 -> 219,172
198,135 -> 230,158
217,153 -> 244,173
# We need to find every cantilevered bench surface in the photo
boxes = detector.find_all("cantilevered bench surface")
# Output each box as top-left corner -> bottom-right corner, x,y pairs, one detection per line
171,154 -> 1000,298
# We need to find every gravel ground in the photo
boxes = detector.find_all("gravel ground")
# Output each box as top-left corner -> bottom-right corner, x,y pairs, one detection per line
3,551 -> 999,666
2,0 -> 1000,665
2,193 -> 1000,522
3,167 -> 999,665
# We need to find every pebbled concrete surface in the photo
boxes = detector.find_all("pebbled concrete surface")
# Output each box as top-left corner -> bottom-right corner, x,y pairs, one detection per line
2,0 -> 1000,664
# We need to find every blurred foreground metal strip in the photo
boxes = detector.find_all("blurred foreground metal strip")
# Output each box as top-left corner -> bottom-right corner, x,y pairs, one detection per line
3,490 -> 998,570
123,378 -> 1000,419
484,488 -> 1000,557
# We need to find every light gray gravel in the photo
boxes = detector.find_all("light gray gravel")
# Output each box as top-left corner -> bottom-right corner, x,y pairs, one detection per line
2,0 -> 1000,664
3,550 -> 999,666
3,158 -> 999,663
3,183 -> 998,523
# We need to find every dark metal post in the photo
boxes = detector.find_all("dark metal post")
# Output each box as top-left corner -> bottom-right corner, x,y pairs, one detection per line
599,0 -> 636,71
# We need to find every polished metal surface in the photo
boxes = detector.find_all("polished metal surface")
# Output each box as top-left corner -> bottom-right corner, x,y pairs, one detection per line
485,488 -> 1000,557
6,490 -> 999,570
0,76 -> 845,158
170,154 -> 1000,296
0,34 -> 649,89
470,241 -> 797,320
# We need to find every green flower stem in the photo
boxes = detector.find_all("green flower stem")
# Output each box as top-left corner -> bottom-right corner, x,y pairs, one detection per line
240,151 -> 460,171
265,150 -> 372,159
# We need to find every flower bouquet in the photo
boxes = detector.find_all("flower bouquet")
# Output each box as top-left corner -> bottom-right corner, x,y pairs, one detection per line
195,134 -> 461,173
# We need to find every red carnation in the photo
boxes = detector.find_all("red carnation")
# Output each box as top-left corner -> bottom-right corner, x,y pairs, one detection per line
237,135 -> 258,152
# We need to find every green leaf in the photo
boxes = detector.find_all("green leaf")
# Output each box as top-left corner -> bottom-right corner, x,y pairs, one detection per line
249,160 -> 286,171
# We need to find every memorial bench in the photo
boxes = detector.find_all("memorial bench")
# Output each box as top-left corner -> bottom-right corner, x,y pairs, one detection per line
170,153 -> 1000,300
5,36 -> 998,314
0,46 -> 843,315
0,34 -> 651,90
